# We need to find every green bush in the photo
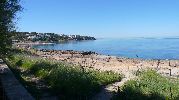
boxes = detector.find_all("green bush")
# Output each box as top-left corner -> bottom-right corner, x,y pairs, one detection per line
114,70 -> 179,100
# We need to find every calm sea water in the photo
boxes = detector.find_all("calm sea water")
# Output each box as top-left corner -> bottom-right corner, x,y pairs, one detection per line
33,38 -> 179,60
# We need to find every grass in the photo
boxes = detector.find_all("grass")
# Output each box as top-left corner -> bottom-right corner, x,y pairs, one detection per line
113,70 -> 179,100
7,54 -> 122,99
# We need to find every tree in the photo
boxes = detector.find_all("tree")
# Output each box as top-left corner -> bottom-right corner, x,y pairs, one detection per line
0,0 -> 22,58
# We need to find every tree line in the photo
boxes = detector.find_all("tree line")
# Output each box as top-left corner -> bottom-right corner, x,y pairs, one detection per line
12,32 -> 96,43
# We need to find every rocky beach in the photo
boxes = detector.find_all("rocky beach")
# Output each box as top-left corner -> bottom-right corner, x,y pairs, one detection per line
15,43 -> 179,79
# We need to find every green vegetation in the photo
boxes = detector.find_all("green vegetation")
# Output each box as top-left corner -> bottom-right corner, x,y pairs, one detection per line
7,54 -> 121,99
113,70 -> 179,100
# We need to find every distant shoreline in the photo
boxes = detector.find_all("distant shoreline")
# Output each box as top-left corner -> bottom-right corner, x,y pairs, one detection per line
13,42 -> 55,46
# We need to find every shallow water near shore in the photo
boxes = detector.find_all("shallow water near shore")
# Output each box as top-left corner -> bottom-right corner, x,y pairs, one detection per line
33,38 -> 179,60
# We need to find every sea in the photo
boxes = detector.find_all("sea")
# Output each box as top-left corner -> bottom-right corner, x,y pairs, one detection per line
33,37 -> 179,60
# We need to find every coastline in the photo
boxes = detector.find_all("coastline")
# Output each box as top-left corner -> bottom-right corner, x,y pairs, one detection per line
14,42 -> 179,79
13,42 -> 55,45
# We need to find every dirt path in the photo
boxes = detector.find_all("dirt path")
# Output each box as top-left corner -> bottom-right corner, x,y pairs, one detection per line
93,71 -> 136,100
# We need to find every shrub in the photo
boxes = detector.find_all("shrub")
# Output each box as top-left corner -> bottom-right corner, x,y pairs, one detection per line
114,70 -> 179,100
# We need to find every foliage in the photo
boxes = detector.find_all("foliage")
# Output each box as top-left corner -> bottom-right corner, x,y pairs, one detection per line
0,0 -> 22,58
7,54 -> 122,99
113,70 -> 179,100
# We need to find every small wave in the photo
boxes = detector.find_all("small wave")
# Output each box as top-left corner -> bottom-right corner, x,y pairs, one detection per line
163,37 -> 179,40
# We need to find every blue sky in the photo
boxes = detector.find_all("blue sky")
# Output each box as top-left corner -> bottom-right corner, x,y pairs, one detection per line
17,0 -> 179,38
